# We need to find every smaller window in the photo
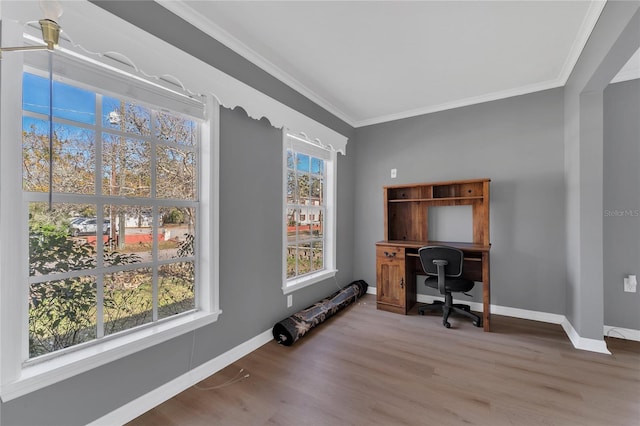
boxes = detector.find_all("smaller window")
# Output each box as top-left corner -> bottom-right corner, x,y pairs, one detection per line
283,133 -> 336,293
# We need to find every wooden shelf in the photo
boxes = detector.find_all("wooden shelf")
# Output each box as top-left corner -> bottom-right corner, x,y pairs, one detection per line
388,196 -> 484,203
383,178 -> 490,245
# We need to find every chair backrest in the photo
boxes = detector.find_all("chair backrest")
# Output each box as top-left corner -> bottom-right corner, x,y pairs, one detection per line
418,246 -> 464,278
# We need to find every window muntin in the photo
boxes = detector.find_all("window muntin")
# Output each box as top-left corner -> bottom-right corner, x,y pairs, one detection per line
23,71 -> 199,360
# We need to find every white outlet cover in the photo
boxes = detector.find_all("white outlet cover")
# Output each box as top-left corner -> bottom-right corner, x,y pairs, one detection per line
623,278 -> 637,293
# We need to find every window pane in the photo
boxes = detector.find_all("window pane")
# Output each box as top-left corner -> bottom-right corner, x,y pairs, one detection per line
158,261 -> 195,319
102,96 -> 151,136
23,119 -> 96,195
22,117 -> 51,192
286,149 -> 294,169
286,208 -> 298,244
311,241 -> 324,272
159,207 -> 195,261
54,80 -> 96,124
310,176 -> 323,204
297,172 -> 309,201
103,268 -> 153,336
102,204 -> 149,265
103,134 -> 151,197
298,207 -> 313,240
296,153 -> 309,173
286,245 -> 296,279
310,157 -> 323,174
53,123 -> 96,194
156,111 -> 197,146
296,243 -> 312,276
29,276 -> 97,357
309,206 -> 324,240
286,170 -> 297,204
23,73 -> 50,115
23,72 -> 96,123
30,203 -> 98,276
156,146 -> 196,199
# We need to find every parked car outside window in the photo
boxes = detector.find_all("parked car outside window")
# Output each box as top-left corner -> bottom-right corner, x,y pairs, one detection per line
70,218 -> 110,236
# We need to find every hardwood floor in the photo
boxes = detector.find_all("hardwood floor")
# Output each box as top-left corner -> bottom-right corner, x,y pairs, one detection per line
128,295 -> 640,425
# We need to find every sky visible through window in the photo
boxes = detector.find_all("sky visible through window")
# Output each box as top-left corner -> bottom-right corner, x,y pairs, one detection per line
23,73 -> 96,124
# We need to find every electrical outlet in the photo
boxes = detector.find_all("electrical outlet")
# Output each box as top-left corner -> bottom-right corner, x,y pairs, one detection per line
287,294 -> 293,308
391,168 -> 397,179
624,276 -> 637,293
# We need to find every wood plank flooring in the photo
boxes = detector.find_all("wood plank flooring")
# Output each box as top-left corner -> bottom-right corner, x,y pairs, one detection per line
128,295 -> 640,426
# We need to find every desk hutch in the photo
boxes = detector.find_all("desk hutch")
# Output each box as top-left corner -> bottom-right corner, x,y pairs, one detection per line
375,178 -> 492,330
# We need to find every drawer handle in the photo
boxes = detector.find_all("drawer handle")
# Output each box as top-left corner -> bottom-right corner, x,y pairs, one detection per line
384,251 -> 396,258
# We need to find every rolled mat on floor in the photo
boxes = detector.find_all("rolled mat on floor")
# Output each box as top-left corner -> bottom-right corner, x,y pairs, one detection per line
272,280 -> 368,346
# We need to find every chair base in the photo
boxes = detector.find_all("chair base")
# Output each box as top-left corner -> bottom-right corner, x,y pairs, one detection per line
418,297 -> 482,328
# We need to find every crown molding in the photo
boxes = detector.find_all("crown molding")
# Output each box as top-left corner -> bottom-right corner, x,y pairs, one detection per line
157,0 -> 606,129
155,0 -> 356,127
353,79 -> 564,127
557,0 -> 608,86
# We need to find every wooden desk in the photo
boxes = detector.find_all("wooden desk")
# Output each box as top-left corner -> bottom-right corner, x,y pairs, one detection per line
376,179 -> 492,331
376,240 -> 491,331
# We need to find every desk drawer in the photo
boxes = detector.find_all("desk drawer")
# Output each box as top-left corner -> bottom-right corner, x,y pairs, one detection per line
376,246 -> 405,260
462,258 -> 482,282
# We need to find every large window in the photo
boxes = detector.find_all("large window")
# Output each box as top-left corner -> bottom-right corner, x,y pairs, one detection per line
0,45 -> 219,400
23,70 -> 200,359
283,134 -> 336,292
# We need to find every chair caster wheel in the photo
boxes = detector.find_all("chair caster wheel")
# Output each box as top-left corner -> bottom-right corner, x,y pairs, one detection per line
473,320 -> 482,328
418,310 -> 424,316
444,321 -> 451,328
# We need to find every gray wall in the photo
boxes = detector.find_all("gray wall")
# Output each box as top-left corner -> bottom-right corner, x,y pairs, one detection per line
353,88 -> 567,314
563,1 -> 640,340
603,79 -> 640,330
1,2 -> 357,425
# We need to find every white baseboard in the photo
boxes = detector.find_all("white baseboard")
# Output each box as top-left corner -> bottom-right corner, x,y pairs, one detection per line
368,288 -> 631,353
416,294 -> 567,324
560,318 -> 611,354
88,329 -> 274,426
604,325 -> 640,342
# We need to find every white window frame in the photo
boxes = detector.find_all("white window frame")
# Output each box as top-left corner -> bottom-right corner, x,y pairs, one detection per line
282,132 -> 337,294
0,20 -> 220,402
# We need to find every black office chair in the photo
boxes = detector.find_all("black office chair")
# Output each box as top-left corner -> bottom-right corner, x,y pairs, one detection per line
418,245 -> 482,328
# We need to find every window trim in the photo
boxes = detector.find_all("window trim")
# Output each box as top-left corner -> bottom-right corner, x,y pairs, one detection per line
0,25 -> 220,402
282,132 -> 337,294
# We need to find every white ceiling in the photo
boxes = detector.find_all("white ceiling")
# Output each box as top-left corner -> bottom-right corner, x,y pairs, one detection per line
157,1 -> 621,128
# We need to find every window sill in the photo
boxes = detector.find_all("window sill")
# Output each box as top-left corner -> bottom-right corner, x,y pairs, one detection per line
282,269 -> 337,295
0,310 -> 221,402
